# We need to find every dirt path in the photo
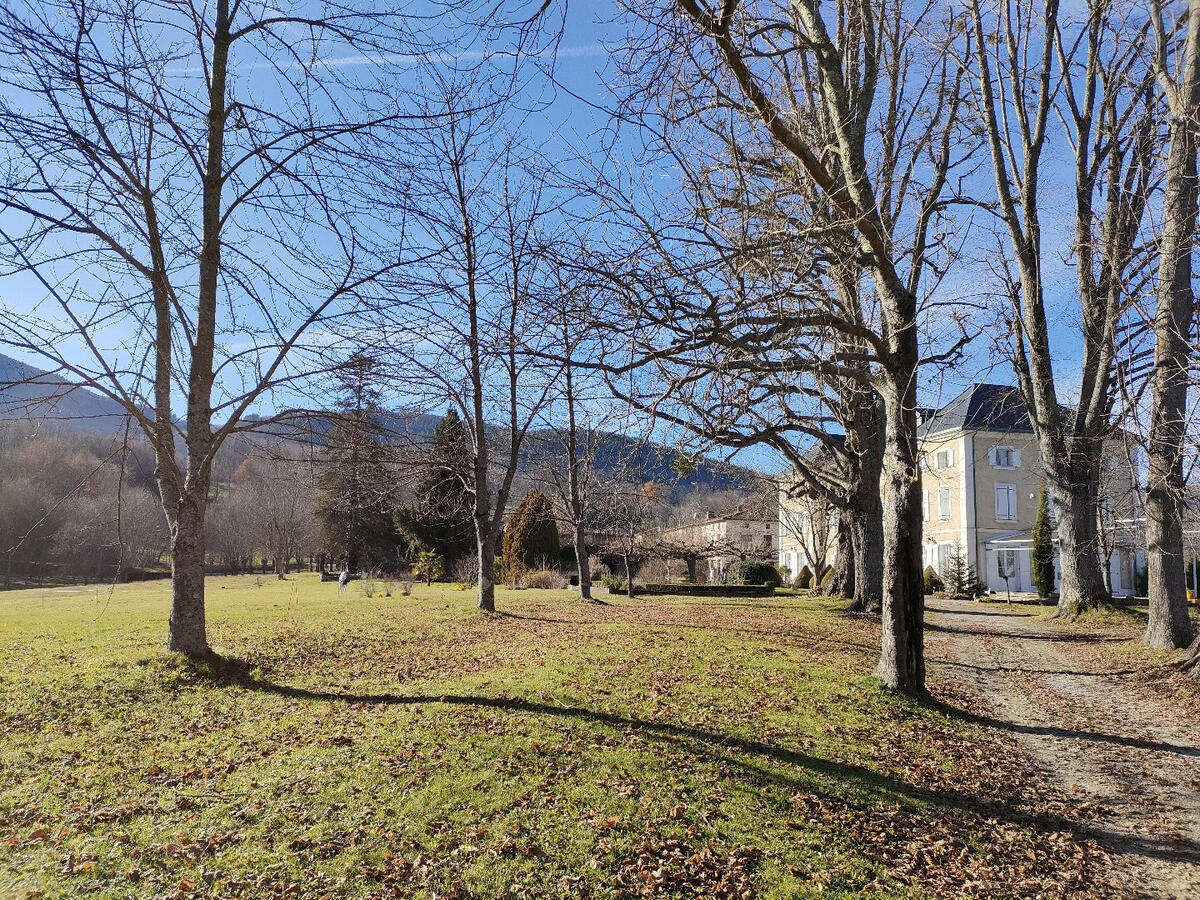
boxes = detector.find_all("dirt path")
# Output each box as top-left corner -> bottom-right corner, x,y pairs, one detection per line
926,598 -> 1200,899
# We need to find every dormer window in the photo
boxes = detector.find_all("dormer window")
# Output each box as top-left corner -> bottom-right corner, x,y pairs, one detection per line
989,446 -> 1021,469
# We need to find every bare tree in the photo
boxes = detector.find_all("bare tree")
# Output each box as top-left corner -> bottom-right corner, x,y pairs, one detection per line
601,0 -> 975,694
0,0 -> 478,654
965,0 -> 1158,617
530,285 -> 608,601
363,84 -> 563,613
1144,0 -> 1200,651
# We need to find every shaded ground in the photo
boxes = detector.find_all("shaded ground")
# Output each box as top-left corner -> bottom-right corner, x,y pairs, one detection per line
927,597 -> 1200,899
1,576 -> 1116,898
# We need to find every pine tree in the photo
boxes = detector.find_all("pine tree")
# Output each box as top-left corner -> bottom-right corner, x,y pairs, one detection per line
313,354 -> 398,571
395,410 -> 475,566
942,543 -> 984,599
501,490 -> 560,585
1031,484 -> 1056,599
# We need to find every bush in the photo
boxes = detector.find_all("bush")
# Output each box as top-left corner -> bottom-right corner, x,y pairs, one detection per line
413,549 -> 444,585
525,569 -> 568,589
600,573 -> 628,593
730,559 -> 783,588
818,567 -> 835,592
923,565 -> 944,595
795,565 -> 813,589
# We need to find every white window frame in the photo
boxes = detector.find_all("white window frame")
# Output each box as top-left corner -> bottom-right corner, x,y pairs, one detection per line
989,446 -> 1020,469
922,489 -> 930,522
995,483 -> 1017,521
997,548 -> 1017,579
937,485 -> 952,521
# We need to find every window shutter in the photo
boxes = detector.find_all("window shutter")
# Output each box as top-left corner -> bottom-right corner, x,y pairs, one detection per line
987,447 -> 996,467
923,489 -> 929,522
938,486 -> 951,520
1008,484 -> 1017,519
1013,449 -> 1022,468
946,448 -> 954,468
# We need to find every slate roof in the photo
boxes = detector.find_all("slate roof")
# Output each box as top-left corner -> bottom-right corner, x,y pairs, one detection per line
919,384 -> 1033,436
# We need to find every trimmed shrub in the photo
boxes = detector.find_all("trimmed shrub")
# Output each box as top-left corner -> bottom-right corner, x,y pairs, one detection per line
731,559 -> 783,588
525,569 -> 568,589
923,565 -> 944,595
795,565 -> 813,589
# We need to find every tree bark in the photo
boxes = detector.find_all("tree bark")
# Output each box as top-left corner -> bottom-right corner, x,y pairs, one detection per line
167,491 -> 209,656
477,530 -> 497,612
847,398 -> 885,614
573,522 -> 593,601
830,512 -> 855,599
1145,0 -> 1200,651
1052,477 -> 1110,617
875,367 -> 925,696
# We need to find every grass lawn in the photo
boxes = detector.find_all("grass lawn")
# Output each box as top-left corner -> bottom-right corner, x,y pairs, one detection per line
1,576 -> 1106,898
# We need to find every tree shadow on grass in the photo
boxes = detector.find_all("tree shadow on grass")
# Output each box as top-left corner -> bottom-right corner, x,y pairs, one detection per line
185,654 -> 1200,868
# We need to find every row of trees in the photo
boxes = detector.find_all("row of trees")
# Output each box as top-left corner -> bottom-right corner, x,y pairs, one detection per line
2,1 -> 1199,698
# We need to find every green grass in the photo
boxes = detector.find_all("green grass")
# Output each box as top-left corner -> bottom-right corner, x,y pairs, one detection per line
1,576 -> 1102,898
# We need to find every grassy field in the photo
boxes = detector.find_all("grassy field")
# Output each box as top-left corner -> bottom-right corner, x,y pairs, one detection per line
1,576 -> 1108,898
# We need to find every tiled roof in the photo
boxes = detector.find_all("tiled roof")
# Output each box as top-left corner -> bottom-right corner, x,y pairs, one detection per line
919,384 -> 1032,436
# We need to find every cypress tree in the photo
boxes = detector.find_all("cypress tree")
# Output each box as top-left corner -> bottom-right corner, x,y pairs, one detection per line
502,489 -> 560,584
1032,484 -> 1056,599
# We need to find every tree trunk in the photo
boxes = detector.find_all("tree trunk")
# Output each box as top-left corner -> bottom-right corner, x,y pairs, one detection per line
477,530 -> 496,612
1052,479 -> 1110,617
875,369 -> 925,696
1145,0 -> 1200,651
574,522 -> 593,601
830,512 -> 855,599
167,491 -> 209,656
847,407 -> 885,614
624,554 -> 635,599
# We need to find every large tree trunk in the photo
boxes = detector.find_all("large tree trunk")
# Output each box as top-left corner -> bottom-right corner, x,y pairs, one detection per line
875,368 -> 925,696
830,512 -> 855,599
1052,476 -> 1110,617
847,399 -> 885,614
1145,0 -> 1200,651
574,522 -> 593,601
167,491 -> 209,656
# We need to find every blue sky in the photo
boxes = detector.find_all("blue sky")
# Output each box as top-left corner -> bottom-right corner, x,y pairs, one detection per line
0,0 -> 1115,475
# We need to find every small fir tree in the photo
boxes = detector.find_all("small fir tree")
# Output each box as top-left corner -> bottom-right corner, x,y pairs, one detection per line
1031,485 -> 1056,598
942,544 -> 984,598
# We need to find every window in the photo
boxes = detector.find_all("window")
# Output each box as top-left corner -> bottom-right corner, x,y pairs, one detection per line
990,446 -> 1020,469
995,483 -> 1017,521
739,534 -> 753,549
932,448 -> 954,470
922,489 -> 930,522
937,485 -> 952,520
997,549 -> 1017,579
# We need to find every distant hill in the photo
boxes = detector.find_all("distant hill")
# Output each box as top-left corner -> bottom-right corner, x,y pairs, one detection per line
1,352 -> 765,497
0,351 -> 139,433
